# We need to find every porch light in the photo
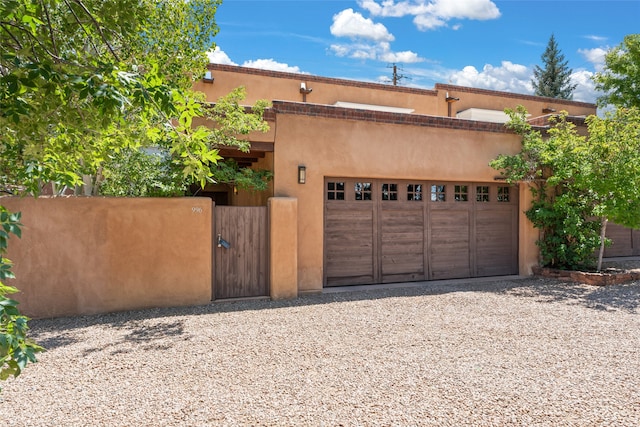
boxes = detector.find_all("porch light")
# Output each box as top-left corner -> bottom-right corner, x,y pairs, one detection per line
298,165 -> 306,184
203,71 -> 214,83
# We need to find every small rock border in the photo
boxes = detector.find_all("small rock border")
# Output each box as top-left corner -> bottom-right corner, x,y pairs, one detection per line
532,265 -> 640,286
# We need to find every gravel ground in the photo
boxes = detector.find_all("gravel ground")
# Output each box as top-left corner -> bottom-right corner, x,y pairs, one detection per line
1,275 -> 640,426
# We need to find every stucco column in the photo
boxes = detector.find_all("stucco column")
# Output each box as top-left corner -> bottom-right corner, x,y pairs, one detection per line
269,197 -> 298,299
519,184 -> 540,275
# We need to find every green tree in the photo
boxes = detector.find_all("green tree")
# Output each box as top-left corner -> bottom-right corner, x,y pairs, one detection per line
100,87 -> 272,196
580,108 -> 640,270
531,34 -> 577,99
0,0 -> 270,387
0,208 -> 44,390
491,106 -> 640,271
0,0 -> 234,195
491,107 -> 600,270
593,34 -> 640,109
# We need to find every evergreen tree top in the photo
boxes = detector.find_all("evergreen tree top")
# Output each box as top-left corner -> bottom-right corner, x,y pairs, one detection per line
532,34 -> 577,100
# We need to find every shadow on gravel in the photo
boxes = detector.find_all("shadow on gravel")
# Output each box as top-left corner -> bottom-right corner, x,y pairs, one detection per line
28,276 -> 639,350
504,280 -> 640,313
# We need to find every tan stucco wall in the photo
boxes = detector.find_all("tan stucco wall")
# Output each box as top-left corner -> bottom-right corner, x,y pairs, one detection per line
197,65 -> 596,120
435,85 -> 596,119
269,197 -> 298,299
270,114 -> 536,291
2,197 -> 212,319
518,185 -> 540,275
193,65 -> 580,292
195,67 -> 440,115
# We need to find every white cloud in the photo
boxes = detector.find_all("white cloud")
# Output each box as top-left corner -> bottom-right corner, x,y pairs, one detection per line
358,0 -> 430,17
241,59 -> 305,74
579,47 -> 607,71
207,47 -> 237,65
330,8 -> 423,63
359,0 -> 500,31
380,49 -> 423,63
570,70 -> 599,103
429,0 -> 501,20
444,60 -> 600,104
330,41 -> 423,63
330,8 -> 394,42
413,13 -> 447,30
584,35 -> 608,42
448,61 -> 532,94
207,47 -> 306,74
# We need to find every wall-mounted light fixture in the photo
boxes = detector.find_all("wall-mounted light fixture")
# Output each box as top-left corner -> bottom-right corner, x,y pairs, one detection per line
542,107 -> 556,114
203,71 -> 214,83
298,165 -> 306,184
300,82 -> 313,102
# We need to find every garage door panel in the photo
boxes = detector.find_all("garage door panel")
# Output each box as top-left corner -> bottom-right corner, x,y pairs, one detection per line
324,179 -> 518,286
475,208 -> 518,276
430,210 -> 471,279
381,205 -> 425,282
382,255 -> 424,275
604,223 -> 634,257
325,200 -> 375,286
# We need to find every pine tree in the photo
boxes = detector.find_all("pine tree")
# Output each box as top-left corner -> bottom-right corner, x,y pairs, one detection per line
531,34 -> 577,99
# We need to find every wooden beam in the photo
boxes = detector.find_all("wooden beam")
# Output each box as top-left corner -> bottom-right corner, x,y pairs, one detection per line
218,149 -> 265,159
249,141 -> 274,152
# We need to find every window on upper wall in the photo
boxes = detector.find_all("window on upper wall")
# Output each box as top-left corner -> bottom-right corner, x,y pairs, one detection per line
454,185 -> 468,202
381,183 -> 398,201
476,186 -> 490,202
407,184 -> 423,201
355,182 -> 372,201
497,186 -> 510,202
431,184 -> 446,202
327,182 -> 345,200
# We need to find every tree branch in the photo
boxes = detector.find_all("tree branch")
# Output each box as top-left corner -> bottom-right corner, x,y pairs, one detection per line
71,0 -> 120,62
40,0 -> 59,59
62,0 -> 101,58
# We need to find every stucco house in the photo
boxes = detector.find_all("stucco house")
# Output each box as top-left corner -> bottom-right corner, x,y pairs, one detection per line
9,63 -> 636,318
194,63 -> 598,295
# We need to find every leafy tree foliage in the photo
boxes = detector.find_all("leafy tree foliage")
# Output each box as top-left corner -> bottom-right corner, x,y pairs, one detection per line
209,160 -> 273,192
0,208 -> 43,390
593,34 -> 640,109
492,107 -> 640,271
0,0 -> 269,195
0,0 -> 269,387
531,34 -> 577,99
100,87 -> 272,197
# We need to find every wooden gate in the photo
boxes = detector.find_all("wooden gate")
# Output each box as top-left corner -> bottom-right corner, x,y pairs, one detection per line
213,206 -> 269,299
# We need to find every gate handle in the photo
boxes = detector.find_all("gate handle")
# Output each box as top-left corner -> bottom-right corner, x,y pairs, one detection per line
217,234 -> 231,249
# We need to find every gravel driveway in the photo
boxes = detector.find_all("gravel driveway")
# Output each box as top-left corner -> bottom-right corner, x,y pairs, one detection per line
1,276 -> 640,426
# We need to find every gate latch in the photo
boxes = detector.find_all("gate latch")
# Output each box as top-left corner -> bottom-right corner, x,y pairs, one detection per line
217,234 -> 231,249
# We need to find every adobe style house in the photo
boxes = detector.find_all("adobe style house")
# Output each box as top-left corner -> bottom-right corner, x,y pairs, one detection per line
194,64 -> 597,294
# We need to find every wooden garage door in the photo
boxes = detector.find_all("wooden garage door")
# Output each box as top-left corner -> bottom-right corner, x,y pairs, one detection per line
324,179 -> 518,287
603,223 -> 640,257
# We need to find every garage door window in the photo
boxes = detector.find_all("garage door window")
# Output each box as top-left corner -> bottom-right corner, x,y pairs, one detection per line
455,185 -> 468,202
497,186 -> 510,202
476,186 -> 490,202
382,183 -> 398,201
431,184 -> 446,202
407,184 -> 423,201
327,182 -> 345,200
355,182 -> 372,201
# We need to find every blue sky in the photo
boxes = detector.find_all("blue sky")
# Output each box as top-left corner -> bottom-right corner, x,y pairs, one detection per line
209,0 -> 639,103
